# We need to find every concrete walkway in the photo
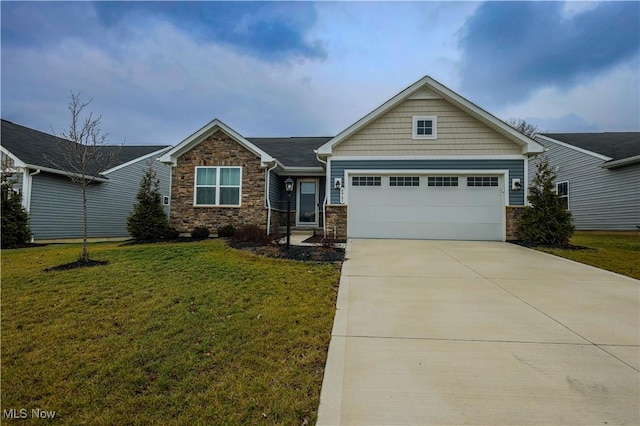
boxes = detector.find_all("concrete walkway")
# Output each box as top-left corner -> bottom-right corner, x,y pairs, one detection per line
317,239 -> 640,425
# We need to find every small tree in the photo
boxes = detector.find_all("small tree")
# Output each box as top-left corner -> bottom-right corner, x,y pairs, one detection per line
518,156 -> 574,246
127,163 -> 169,241
1,173 -> 32,248
506,118 -> 539,138
48,92 -> 120,262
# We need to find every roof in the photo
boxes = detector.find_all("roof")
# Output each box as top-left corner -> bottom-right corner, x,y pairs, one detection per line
1,119 -> 170,178
248,137 -> 332,168
158,119 -> 275,166
316,75 -> 545,156
538,133 -> 640,162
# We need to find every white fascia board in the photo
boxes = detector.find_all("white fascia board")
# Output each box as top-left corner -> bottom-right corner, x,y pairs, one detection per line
534,134 -> 611,161
328,154 -> 525,161
102,146 -> 172,175
0,146 -> 27,168
317,75 -> 545,156
316,77 -> 431,155
279,166 -> 324,176
158,119 -> 275,165
24,164 -> 109,182
601,154 -> 640,169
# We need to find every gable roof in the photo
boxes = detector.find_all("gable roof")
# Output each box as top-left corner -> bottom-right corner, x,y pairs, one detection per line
158,118 -> 276,166
537,133 -> 640,168
316,75 -> 544,156
1,119 -> 170,179
248,137 -> 332,168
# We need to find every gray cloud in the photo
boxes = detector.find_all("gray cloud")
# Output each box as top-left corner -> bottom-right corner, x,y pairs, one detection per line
458,1 -> 640,107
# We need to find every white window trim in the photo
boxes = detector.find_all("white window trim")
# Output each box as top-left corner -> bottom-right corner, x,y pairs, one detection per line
412,115 -> 437,140
193,166 -> 243,207
556,180 -> 569,209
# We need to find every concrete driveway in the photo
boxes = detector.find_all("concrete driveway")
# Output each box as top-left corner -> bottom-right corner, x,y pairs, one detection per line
317,239 -> 640,425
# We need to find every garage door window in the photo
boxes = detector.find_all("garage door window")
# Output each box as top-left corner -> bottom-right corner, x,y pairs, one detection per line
390,176 -> 420,187
467,176 -> 498,187
352,176 -> 381,186
428,176 -> 458,187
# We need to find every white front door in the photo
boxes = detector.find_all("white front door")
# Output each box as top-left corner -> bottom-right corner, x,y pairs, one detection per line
297,179 -> 319,226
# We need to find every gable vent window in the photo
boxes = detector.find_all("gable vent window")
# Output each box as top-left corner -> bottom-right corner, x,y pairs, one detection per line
352,176 -> 381,187
390,176 -> 420,187
556,181 -> 569,210
412,116 -> 437,140
428,176 -> 458,187
467,176 -> 498,187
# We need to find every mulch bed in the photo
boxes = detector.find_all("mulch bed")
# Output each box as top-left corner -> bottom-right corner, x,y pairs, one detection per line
228,241 -> 345,262
509,240 -> 594,251
44,259 -> 110,272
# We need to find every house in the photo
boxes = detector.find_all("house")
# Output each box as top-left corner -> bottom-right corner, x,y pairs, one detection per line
159,75 -> 545,241
1,119 -> 171,241
532,133 -> 640,231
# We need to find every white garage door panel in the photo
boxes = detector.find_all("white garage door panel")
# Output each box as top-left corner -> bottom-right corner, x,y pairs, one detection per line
348,175 -> 504,241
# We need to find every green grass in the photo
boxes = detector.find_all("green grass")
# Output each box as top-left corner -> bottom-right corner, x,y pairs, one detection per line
1,240 -> 341,424
538,232 -> 640,280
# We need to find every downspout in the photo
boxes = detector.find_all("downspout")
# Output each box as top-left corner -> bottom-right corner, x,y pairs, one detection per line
26,169 -> 40,243
315,153 -> 328,238
265,161 -> 278,235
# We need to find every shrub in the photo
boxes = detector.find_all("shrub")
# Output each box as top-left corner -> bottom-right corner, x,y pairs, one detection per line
217,225 -> 235,238
191,226 -> 210,239
518,156 -> 575,246
164,227 -> 180,239
1,177 -> 32,248
232,225 -> 280,245
318,237 -> 338,249
127,164 -> 169,241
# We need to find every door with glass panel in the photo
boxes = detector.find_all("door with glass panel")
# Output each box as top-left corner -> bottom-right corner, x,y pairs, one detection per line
296,179 -> 318,226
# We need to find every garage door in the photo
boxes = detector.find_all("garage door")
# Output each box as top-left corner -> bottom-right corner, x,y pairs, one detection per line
347,174 -> 504,240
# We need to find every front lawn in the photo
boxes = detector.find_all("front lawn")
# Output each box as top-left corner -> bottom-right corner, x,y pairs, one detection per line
1,240 -> 341,424
537,232 -> 640,280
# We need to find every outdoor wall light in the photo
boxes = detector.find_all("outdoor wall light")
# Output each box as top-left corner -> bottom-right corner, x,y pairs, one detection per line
512,178 -> 522,191
285,177 -> 294,249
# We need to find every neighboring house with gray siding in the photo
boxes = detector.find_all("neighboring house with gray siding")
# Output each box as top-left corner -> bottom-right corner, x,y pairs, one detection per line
1,119 -> 171,241
532,133 -> 640,231
160,75 -> 544,241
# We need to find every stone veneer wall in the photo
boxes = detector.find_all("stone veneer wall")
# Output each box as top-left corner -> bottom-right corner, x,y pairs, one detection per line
170,130 -> 267,234
506,206 -> 526,241
325,205 -> 347,238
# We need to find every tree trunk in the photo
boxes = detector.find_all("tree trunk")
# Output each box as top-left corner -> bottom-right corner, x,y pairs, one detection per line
81,185 -> 89,261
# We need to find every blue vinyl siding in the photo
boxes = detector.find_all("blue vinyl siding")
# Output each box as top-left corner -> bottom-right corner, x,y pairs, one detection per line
29,157 -> 171,240
269,175 -> 325,212
329,159 -> 525,205
532,138 -> 640,231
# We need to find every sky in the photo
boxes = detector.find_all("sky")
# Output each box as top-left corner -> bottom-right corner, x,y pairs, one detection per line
2,1 -> 639,146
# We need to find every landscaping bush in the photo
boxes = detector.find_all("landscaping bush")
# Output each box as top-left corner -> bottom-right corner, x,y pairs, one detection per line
217,224 -> 235,238
1,177 -> 32,248
191,226 -> 210,239
127,164 -> 169,241
518,156 -> 574,246
232,224 -> 280,245
164,227 -> 180,239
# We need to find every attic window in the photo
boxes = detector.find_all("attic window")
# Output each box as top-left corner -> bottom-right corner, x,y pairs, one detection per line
412,116 -> 437,140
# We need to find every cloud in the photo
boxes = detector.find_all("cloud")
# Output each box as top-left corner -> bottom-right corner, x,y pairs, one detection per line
458,1 -> 640,107
496,56 -> 640,132
92,2 -> 327,61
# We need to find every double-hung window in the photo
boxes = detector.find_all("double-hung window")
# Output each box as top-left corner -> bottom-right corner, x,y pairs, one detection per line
412,116 -> 437,140
194,166 -> 242,206
556,181 -> 569,210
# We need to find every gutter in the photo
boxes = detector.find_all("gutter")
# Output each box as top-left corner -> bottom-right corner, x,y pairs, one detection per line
265,161 -> 279,235
600,155 -> 640,169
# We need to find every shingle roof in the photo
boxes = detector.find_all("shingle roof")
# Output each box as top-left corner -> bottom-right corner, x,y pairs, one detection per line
1,119 -> 170,177
248,137 -> 333,167
540,132 -> 640,161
